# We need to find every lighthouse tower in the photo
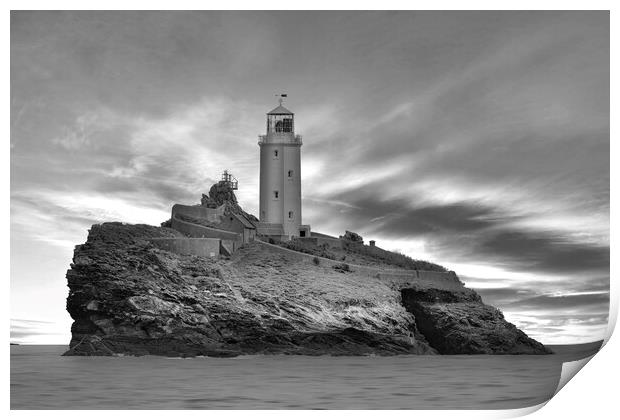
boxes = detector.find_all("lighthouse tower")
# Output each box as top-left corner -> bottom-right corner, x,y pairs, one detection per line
257,97 -> 310,240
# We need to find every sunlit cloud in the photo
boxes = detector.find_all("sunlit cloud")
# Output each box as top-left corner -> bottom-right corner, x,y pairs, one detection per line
11,11 -> 609,344
11,319 -> 71,345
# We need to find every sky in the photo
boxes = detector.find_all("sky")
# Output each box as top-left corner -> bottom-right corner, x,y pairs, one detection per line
10,11 -> 609,344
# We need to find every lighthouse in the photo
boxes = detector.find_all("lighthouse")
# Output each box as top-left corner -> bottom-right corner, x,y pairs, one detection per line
257,96 -> 310,240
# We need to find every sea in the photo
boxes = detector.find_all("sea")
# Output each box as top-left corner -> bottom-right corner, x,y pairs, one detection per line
10,342 -> 602,410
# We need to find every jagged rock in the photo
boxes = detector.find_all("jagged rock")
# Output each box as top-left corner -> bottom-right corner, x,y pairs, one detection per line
200,182 -> 258,222
401,288 -> 551,355
64,222 -> 433,356
342,230 -> 363,243
64,223 -> 550,357
208,181 -> 238,206
200,194 -> 218,209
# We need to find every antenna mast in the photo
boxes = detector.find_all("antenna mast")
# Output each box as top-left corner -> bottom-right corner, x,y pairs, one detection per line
275,93 -> 288,105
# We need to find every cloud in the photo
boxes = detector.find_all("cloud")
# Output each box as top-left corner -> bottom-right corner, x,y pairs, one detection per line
11,319 -> 69,344
503,311 -> 609,344
11,189 -> 170,249
476,287 -> 610,318
457,230 -> 609,274
10,11 -> 609,344
305,184 -> 609,275
507,292 -> 609,312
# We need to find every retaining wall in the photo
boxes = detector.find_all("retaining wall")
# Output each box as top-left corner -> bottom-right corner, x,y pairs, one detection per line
171,216 -> 241,242
310,231 -> 339,239
299,236 -> 343,249
308,232 -> 344,249
376,270 -> 462,290
172,204 -> 225,223
344,241 -> 412,262
255,240 -> 459,288
149,237 -> 221,258
317,237 -> 343,249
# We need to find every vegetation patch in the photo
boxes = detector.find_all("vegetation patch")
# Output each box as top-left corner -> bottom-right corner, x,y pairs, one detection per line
262,232 -> 447,272
271,238 -> 337,260
332,263 -> 351,273
342,241 -> 447,272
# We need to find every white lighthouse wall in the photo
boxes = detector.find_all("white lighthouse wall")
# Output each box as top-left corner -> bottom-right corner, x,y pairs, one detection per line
259,143 -> 284,224
282,145 -> 302,237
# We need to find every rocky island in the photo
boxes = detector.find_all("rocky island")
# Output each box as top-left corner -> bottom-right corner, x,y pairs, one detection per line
64,183 -> 550,357
64,101 -> 550,357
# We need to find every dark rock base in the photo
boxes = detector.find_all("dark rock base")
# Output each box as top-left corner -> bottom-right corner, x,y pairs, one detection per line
401,288 -> 551,355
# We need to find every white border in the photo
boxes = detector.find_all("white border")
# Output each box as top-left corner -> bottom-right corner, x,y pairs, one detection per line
4,2 -> 616,420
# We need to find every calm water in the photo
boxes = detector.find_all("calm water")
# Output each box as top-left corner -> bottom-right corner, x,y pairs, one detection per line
11,343 -> 601,410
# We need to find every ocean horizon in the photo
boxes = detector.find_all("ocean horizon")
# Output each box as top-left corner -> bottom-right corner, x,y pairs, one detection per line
11,341 -> 602,410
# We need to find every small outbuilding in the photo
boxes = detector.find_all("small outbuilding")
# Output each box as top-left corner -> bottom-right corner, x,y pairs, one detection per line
229,212 -> 257,244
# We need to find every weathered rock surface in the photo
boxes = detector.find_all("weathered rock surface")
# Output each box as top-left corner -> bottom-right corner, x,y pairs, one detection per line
342,230 -> 364,243
201,181 -> 258,222
64,222 -> 550,357
401,288 -> 550,354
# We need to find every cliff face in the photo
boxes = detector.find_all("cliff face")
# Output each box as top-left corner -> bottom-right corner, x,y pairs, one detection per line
401,288 -> 550,354
64,223 -> 550,357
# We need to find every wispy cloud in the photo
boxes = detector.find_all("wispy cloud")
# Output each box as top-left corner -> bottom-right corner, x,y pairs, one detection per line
10,319 -> 70,344
11,11 -> 609,344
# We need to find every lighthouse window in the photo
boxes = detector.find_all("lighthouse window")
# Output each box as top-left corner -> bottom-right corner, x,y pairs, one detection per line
288,211 -> 294,219
274,191 -> 279,199
288,170 -> 293,178
274,118 -> 293,133
282,118 -> 293,132
274,150 -> 279,158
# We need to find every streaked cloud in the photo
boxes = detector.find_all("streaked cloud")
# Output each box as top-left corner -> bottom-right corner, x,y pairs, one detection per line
10,319 -> 70,345
11,11 -> 608,344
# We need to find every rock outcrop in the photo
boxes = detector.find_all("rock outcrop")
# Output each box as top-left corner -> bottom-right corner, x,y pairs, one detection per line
64,223 -> 550,357
341,230 -> 364,243
201,181 -> 258,222
401,288 -> 550,354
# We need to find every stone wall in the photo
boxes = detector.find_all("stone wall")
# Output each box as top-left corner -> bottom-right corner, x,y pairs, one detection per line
149,237 -> 221,258
171,216 -> 242,242
347,241 -> 396,260
298,236 -> 345,249
173,203 -> 255,247
317,237 -> 343,249
172,203 -> 225,224
377,270 -> 462,291
309,232 -> 344,249
255,239 -> 458,289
